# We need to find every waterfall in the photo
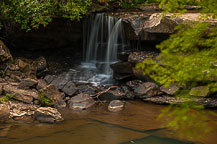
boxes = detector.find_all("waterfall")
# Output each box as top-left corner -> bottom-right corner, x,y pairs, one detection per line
79,13 -> 129,85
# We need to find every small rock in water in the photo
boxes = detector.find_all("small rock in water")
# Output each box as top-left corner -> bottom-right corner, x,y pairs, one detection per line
108,100 -> 125,112
68,93 -> 95,110
134,82 -> 159,98
35,107 -> 64,123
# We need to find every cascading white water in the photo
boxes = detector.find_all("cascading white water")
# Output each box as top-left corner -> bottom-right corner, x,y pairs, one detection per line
77,13 -> 129,85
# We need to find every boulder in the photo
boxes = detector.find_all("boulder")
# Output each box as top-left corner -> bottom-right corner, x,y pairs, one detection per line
110,62 -> 133,74
18,78 -> 38,89
160,83 -> 180,95
0,104 -> 10,122
189,86 -> 209,97
108,100 -> 125,112
0,40 -> 12,63
35,107 -> 64,123
134,82 -> 159,98
36,79 -> 48,90
121,86 -> 135,100
16,59 -> 28,70
141,13 -> 182,34
61,81 -> 77,96
126,80 -> 144,90
40,84 -> 66,108
51,76 -> 68,90
68,93 -> 95,110
44,75 -> 55,84
3,85 -> 39,103
9,101 -> 39,118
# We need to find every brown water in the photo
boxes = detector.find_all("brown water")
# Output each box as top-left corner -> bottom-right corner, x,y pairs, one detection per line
0,101 -> 216,144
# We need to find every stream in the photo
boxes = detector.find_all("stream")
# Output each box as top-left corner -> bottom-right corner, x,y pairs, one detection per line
0,101 -> 216,144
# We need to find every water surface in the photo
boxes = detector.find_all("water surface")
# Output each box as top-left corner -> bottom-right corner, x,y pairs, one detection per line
0,101 -> 216,144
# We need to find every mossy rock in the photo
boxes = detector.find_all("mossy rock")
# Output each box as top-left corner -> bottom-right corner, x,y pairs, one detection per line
189,86 -> 209,97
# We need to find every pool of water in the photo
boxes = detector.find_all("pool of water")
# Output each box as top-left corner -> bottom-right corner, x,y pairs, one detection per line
0,101 -> 216,144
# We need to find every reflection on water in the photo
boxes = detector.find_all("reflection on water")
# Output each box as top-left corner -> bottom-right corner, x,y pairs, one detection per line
0,101 -> 216,144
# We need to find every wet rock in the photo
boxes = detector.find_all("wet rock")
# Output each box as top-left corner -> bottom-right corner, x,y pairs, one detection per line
0,104 -> 10,122
45,75 -> 77,96
62,81 -> 77,96
3,85 -> 39,103
18,78 -> 38,89
108,100 -> 124,112
77,84 -> 97,95
143,95 -> 185,105
109,89 -> 126,99
44,75 -> 55,84
126,80 -> 143,90
9,101 -> 39,118
196,98 -> 217,108
110,62 -> 133,74
160,83 -> 180,95
68,93 -> 95,110
35,107 -> 64,123
134,82 -> 159,98
97,87 -> 126,101
189,86 -> 209,97
143,96 -> 217,108
51,76 -> 68,90
40,84 -> 66,108
121,86 -> 135,100
0,40 -> 12,63
36,79 -> 48,90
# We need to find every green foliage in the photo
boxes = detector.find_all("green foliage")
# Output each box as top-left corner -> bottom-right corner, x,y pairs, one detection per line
0,0 -> 92,32
137,22 -> 217,94
39,90 -> 51,105
98,0 -> 160,9
159,0 -> 217,18
0,93 -> 14,104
